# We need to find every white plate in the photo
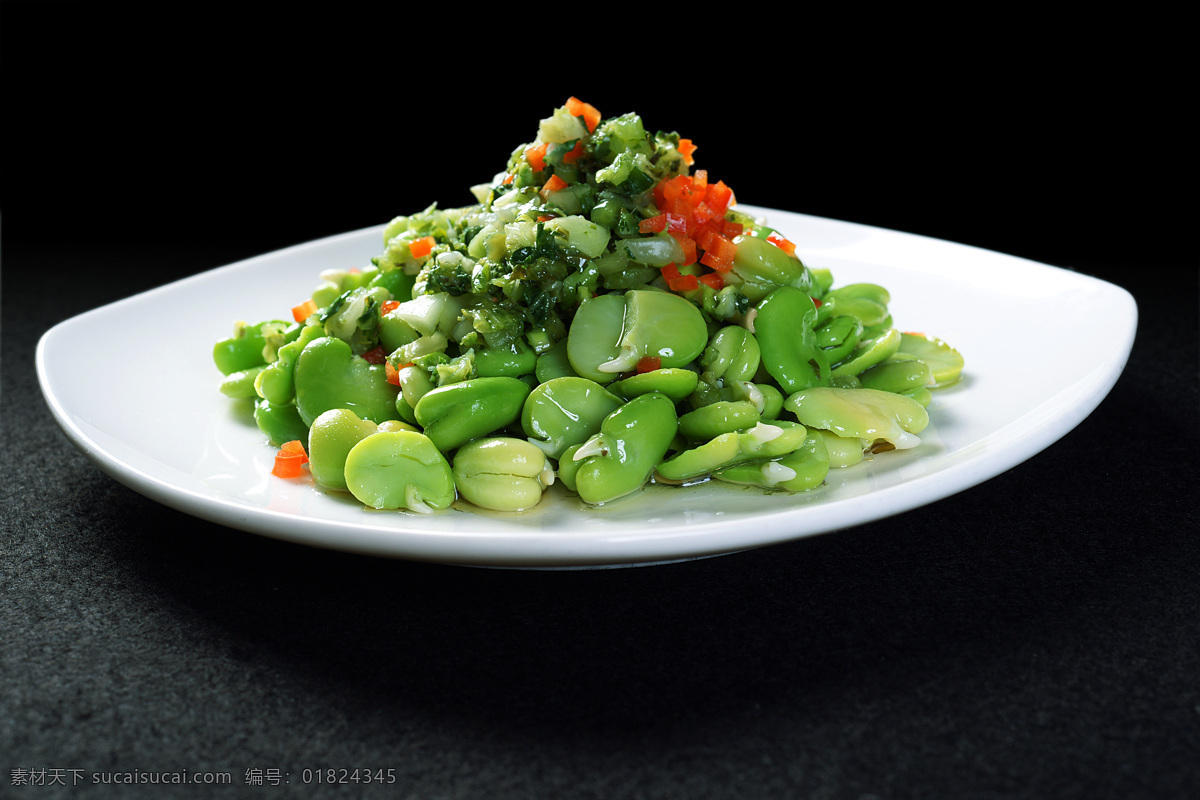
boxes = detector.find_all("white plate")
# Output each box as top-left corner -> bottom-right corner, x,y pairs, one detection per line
36,206 -> 1136,568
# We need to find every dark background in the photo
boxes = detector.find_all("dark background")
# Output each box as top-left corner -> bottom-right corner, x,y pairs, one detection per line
3,2 -> 1197,799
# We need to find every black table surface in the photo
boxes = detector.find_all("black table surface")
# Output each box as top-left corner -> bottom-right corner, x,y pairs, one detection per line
3,4 -> 1198,799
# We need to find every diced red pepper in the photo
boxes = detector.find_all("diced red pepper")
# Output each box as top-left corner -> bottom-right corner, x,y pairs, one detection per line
408,236 -> 435,259
668,273 -> 699,293
361,346 -> 386,365
666,213 -> 688,234
272,440 -> 309,479
670,231 -> 698,266
636,356 -> 662,374
706,180 -> 733,214
767,231 -> 797,257
698,272 -> 724,290
700,232 -> 737,273
526,142 -> 549,172
384,360 -> 401,386
722,220 -> 744,238
562,141 -> 585,164
677,138 -> 697,165
291,299 -> 317,323
381,299 -> 400,316
661,263 -> 682,283
639,213 -> 668,234
565,96 -> 601,133
541,173 -> 569,197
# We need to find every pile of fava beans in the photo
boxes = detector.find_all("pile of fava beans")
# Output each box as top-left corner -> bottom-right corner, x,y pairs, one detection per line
213,101 -> 963,514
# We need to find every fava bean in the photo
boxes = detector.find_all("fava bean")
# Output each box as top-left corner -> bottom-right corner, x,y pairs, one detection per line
414,376 -> 531,452
344,430 -> 456,512
521,376 -> 624,460
219,366 -> 264,399
570,392 -> 678,504
755,286 -> 830,394
814,315 -> 863,367
830,327 -> 902,378
812,428 -> 866,468
307,408 -> 383,491
534,339 -> 578,383
657,421 -> 810,482
784,386 -> 928,450
609,368 -> 699,402
729,234 -> 815,303
253,398 -> 309,447
452,437 -> 554,511
700,326 -> 761,384
213,320 -> 293,376
713,430 -> 830,492
567,290 -> 708,381
255,324 -> 325,406
475,340 -> 537,378
293,336 -> 402,427
859,357 -> 933,394
816,283 -> 890,328
678,400 -> 761,442
897,332 -> 964,388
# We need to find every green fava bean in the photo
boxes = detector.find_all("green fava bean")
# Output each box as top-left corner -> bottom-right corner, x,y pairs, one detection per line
452,437 -> 555,512
756,286 -> 830,394
253,399 -> 309,447
859,357 -> 933,394
307,408 -> 381,491
719,379 -> 780,416
414,377 -> 531,453
378,310 -> 419,354
567,290 -> 707,382
816,283 -> 891,328
475,339 -> 536,378
213,320 -> 291,376
830,327 -> 902,378
397,364 -> 436,410
815,315 -> 863,366
555,443 -> 583,493
256,324 -> 325,406
570,392 -> 678,505
293,336 -> 401,427
785,386 -> 928,450
344,430 -> 456,513
656,433 -> 742,482
609,368 -> 699,402
678,400 -> 760,442
657,420 -> 810,482
813,428 -> 866,468
903,386 -> 934,408
701,326 -> 761,383
728,234 -> 815,303
521,377 -> 624,460
219,366 -> 265,399
714,431 -> 830,493
897,332 -> 964,388
534,339 -> 578,383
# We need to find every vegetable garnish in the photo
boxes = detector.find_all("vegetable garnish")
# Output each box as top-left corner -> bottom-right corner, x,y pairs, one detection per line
291,299 -> 317,323
271,440 -> 309,478
218,97 -> 962,514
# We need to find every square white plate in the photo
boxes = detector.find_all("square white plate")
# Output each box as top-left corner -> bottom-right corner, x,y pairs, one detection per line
36,206 -> 1136,567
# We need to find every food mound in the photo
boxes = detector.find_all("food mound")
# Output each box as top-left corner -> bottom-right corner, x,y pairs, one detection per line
212,97 -> 963,514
